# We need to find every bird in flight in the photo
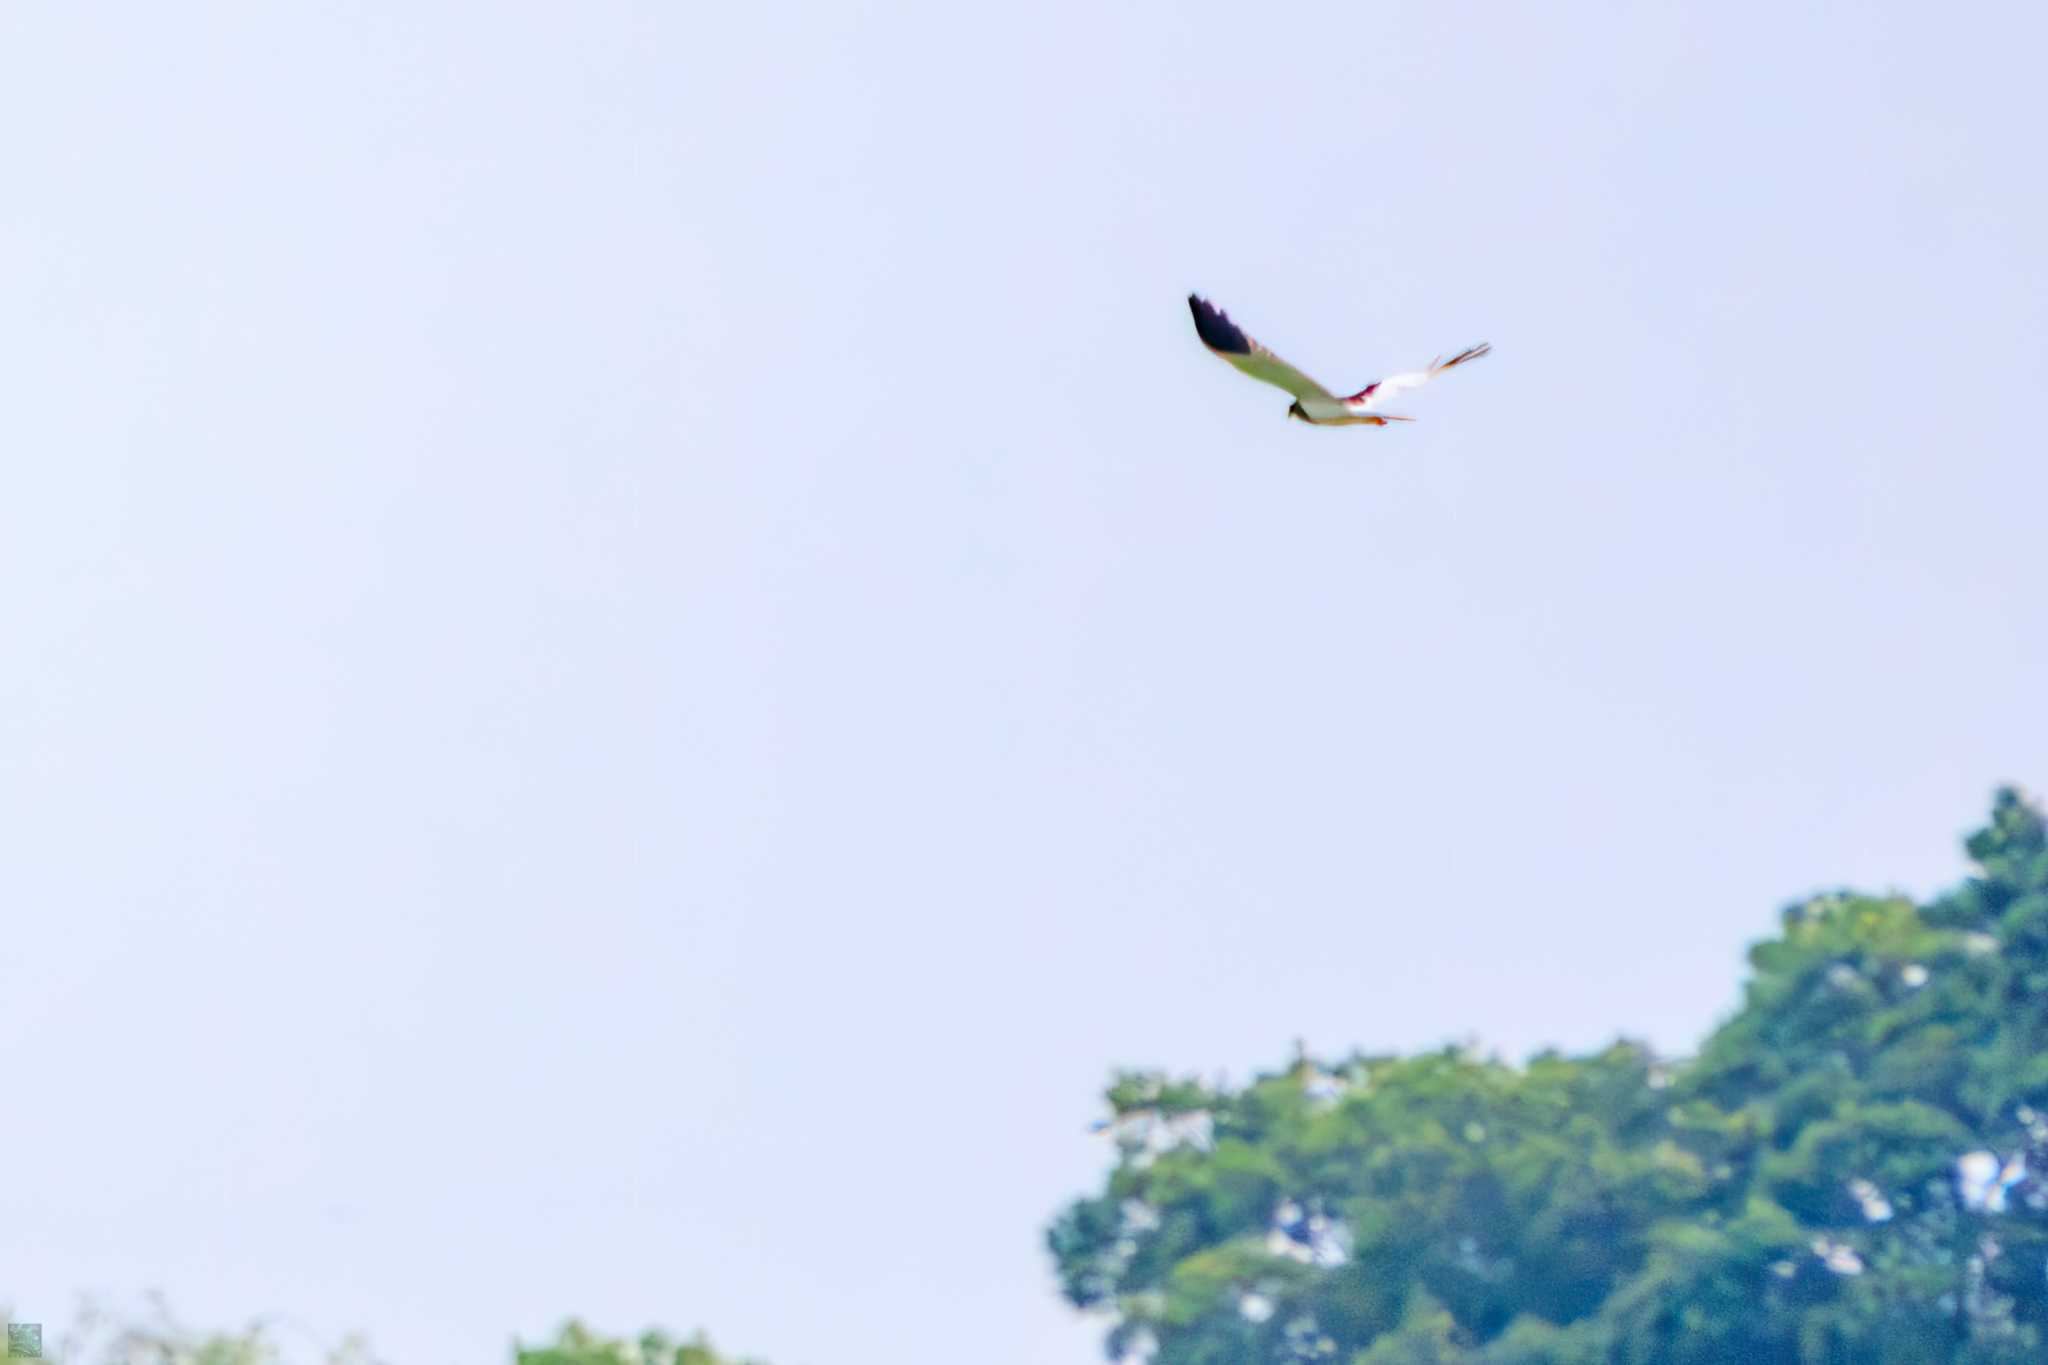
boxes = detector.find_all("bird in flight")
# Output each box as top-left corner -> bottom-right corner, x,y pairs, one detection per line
1188,294 -> 1490,426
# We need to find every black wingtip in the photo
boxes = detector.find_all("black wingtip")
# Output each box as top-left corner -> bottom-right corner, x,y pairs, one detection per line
1188,294 -> 1251,355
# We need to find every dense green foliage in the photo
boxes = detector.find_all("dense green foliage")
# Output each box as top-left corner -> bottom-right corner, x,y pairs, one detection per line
515,1323 -> 758,1365
1049,788 -> 2048,1364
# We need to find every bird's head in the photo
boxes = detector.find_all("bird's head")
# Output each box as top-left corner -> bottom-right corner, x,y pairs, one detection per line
1286,401 -> 1307,422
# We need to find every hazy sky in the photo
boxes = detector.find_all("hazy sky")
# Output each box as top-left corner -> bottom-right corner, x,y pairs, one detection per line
4,4 -> 2044,1364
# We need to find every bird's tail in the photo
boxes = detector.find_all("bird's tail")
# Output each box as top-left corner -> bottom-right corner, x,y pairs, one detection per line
1367,414 -> 1416,425
1430,342 -> 1492,374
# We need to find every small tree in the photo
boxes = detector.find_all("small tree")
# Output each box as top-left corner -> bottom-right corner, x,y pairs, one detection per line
515,1322 -> 761,1365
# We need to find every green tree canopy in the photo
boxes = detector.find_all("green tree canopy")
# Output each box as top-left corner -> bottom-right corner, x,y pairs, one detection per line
515,1323 -> 761,1365
1049,788 -> 2048,1364
18,1299 -> 374,1365
5,1310 -> 758,1365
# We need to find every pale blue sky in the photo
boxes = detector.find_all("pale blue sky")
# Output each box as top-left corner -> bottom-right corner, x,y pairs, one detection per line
3,4 -> 2044,1364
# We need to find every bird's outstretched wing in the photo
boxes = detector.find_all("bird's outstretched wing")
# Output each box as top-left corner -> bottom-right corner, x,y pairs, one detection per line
1188,295 -> 1337,404
1346,343 -> 1492,410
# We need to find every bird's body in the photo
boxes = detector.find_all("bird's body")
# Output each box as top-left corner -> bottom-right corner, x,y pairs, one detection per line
1188,294 -> 1489,426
